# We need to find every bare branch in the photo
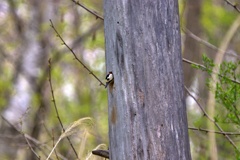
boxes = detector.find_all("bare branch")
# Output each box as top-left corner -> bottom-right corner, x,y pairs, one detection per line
24,136 -> 41,159
49,20 -> 106,87
52,130 -> 60,160
1,116 -> 40,159
188,127 -> 240,135
48,59 -> 79,159
182,28 -> 240,59
1,115 -> 68,160
71,0 -> 104,20
224,0 -> 240,13
185,86 -> 240,152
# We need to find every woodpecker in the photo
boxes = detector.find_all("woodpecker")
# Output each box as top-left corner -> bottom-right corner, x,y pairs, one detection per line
105,71 -> 114,88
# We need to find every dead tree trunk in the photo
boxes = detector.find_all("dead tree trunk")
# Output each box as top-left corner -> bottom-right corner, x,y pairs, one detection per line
104,0 -> 191,159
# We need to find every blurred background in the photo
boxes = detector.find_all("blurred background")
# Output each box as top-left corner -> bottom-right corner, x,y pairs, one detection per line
0,0 -> 240,159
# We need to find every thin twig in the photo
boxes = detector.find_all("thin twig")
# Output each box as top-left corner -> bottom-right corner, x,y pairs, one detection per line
188,127 -> 240,135
49,20 -> 106,87
1,115 -> 42,159
182,28 -> 240,59
52,130 -> 60,160
224,0 -> 240,13
0,115 -> 68,160
185,86 -> 240,152
48,59 -> 79,159
71,0 -> 104,20
24,136 -> 41,159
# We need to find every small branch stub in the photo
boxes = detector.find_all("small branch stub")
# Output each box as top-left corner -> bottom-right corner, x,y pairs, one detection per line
92,149 -> 109,159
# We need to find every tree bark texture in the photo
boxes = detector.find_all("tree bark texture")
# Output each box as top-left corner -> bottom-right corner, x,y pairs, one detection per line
104,0 -> 191,159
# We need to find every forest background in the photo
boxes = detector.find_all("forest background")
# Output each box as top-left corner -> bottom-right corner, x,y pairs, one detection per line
0,0 -> 240,159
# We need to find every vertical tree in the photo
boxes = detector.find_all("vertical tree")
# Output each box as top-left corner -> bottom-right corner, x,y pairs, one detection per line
104,0 -> 191,159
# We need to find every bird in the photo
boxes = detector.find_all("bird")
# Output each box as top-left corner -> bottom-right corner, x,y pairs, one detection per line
105,71 -> 114,88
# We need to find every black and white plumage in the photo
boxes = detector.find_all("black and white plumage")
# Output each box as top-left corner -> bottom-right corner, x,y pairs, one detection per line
105,71 -> 114,88
106,72 -> 113,82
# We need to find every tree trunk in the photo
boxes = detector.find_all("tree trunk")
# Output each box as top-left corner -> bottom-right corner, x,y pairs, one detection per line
104,0 -> 191,159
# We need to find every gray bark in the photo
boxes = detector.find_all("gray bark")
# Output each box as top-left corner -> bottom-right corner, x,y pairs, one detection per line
104,0 -> 191,159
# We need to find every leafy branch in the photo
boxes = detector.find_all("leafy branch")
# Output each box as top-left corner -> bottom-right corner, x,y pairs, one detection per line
183,57 -> 240,85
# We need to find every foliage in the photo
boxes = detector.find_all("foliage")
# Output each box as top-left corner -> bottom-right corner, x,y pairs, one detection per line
217,61 -> 240,125
194,54 -> 240,158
